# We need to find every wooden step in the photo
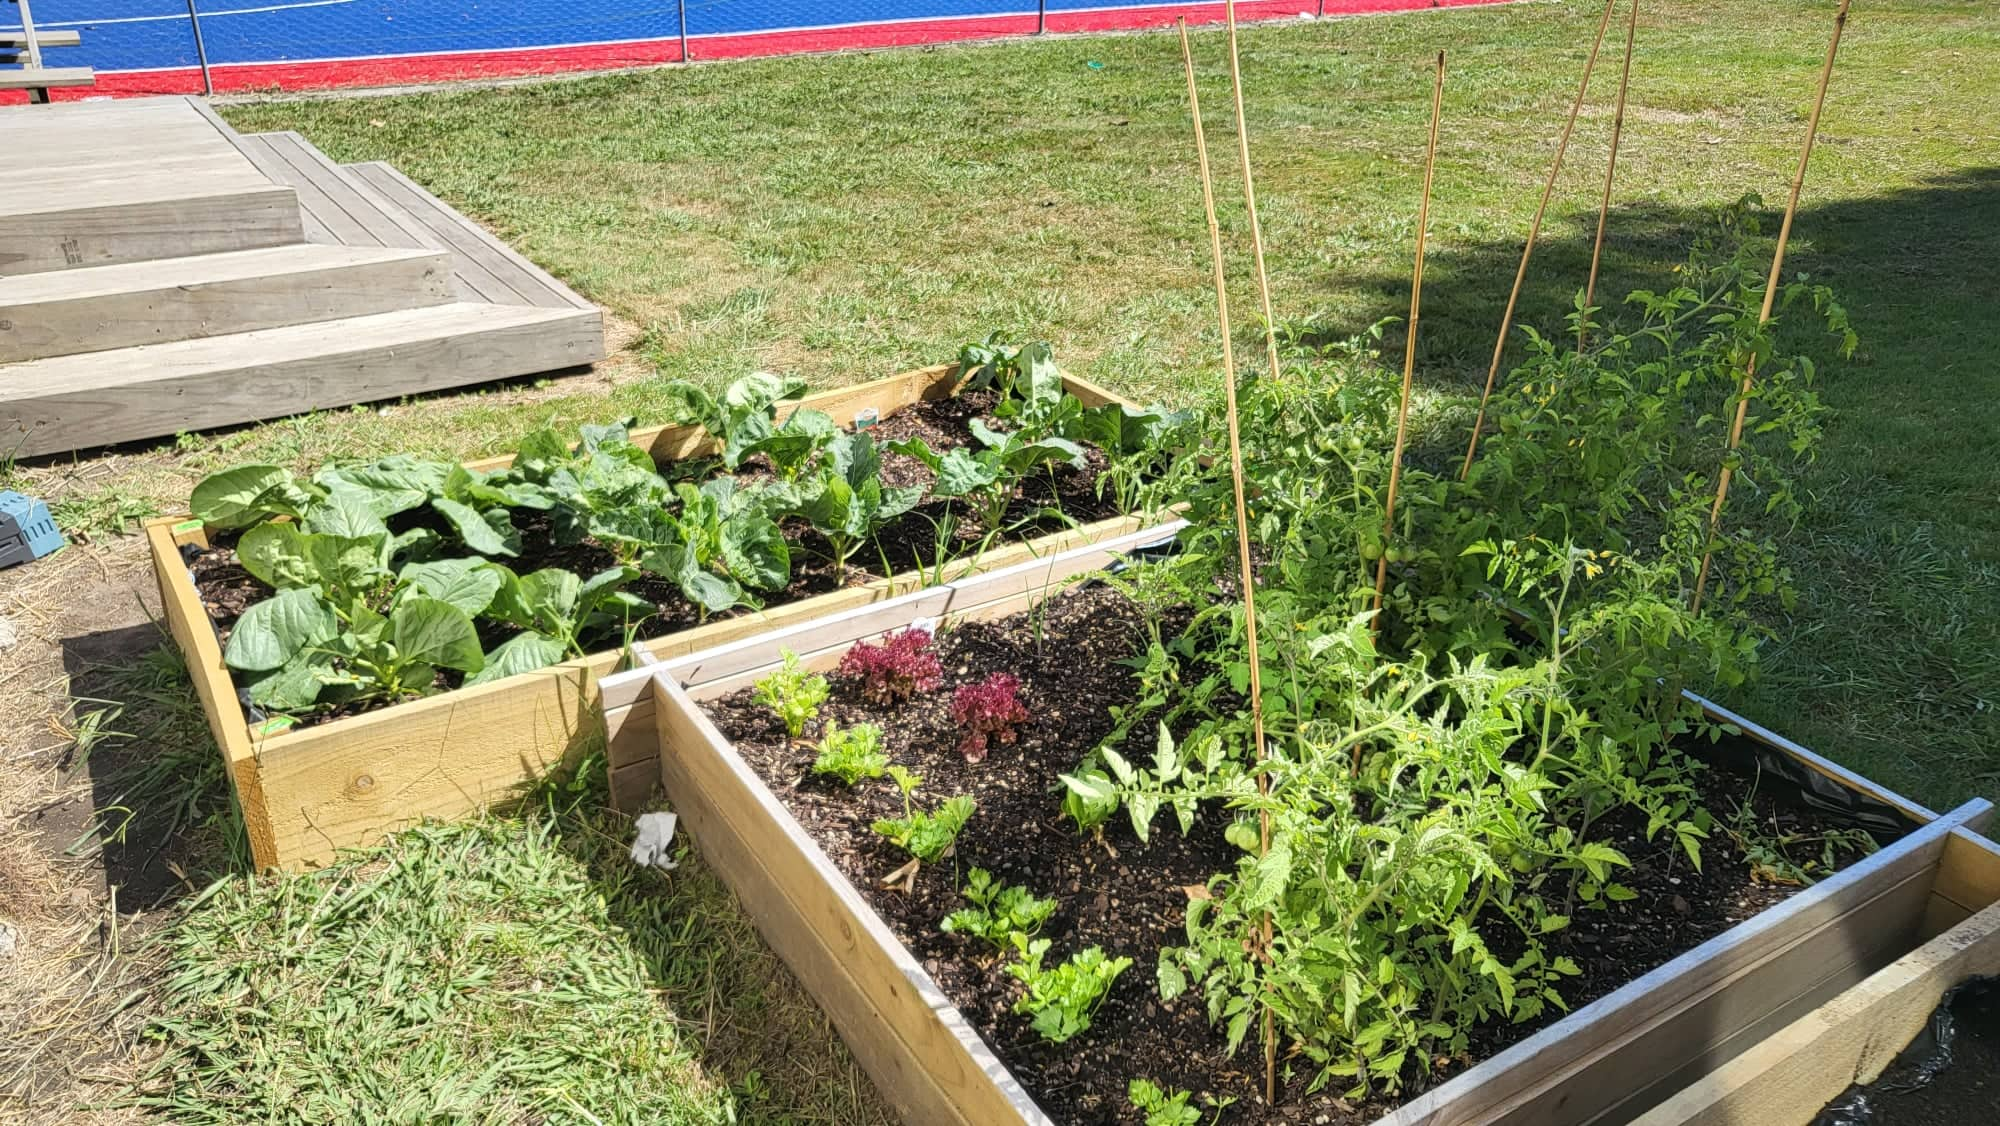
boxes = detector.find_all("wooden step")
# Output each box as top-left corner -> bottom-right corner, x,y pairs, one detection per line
345,161 -> 593,310
0,32 -> 83,48
0,183 -> 304,276
231,131 -> 437,252
0,244 -> 456,363
0,302 -> 601,457
0,66 -> 94,92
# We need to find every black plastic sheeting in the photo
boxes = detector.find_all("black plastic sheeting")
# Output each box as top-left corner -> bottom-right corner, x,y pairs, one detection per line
1811,977 -> 2000,1125
1695,720 -> 1920,843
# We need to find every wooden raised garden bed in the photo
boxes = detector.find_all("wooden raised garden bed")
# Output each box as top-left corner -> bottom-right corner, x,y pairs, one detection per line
149,362 -> 1168,870
599,533 -> 1995,1126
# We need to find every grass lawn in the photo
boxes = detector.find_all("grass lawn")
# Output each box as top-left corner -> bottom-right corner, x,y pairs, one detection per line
9,0 -> 1996,1119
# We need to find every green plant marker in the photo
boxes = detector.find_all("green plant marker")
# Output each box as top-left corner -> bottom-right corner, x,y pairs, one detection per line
253,715 -> 297,737
173,518 -> 205,534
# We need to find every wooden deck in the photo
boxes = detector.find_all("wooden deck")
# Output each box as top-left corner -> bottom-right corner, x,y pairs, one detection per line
0,96 -> 604,457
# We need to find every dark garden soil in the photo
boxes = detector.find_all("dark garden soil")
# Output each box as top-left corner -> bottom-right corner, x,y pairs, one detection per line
704,585 -> 1878,1126
185,390 -> 1130,728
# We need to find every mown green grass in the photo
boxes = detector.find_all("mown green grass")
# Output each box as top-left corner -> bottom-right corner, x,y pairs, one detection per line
131,782 -> 891,1125
212,0 -> 1999,809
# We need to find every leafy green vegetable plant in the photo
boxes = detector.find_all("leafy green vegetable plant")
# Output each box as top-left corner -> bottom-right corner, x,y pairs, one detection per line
754,650 -> 831,739
940,868 -> 1055,952
1127,1079 -> 1202,1126
793,431 -> 923,576
811,722 -> 888,786
890,420 -> 1086,530
870,767 -> 974,864
1007,935 -> 1131,1044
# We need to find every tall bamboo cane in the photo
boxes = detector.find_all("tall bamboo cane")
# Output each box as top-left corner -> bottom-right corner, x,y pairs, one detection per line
1692,0 -> 1851,614
1224,0 -> 1285,383
1580,0 -> 1639,352
1178,17 -> 1277,1106
1373,52 -> 1446,635
1459,0 -> 1618,479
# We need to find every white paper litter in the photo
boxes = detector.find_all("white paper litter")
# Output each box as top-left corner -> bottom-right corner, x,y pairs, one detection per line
629,811 -> 680,870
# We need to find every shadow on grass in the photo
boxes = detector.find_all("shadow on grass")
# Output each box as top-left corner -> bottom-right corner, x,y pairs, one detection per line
1319,168 -> 2000,810
548,770 -> 900,1126
50,631 -> 247,910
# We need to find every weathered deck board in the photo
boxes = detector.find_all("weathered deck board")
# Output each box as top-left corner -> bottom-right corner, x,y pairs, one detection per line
347,161 -> 592,309
0,244 -> 453,362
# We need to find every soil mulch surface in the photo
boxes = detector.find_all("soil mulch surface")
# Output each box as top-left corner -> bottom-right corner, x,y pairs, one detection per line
706,585 -> 1876,1126
186,390 -> 1127,727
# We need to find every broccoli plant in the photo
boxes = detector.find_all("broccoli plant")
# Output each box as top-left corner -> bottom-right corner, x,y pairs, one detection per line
794,431 -> 923,577
637,479 -> 791,617
940,868 -> 1056,953
812,722 -> 888,785
1006,934 -> 1131,1044
661,371 -> 833,473
871,767 -> 975,864
754,650 -> 830,739
889,421 -> 1086,530
952,673 -> 1029,762
836,628 -> 943,705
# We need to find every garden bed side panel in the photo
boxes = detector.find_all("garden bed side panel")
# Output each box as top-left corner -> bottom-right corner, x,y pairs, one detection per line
1632,828 -> 2000,1126
646,670 -> 1049,1126
150,364 -> 1146,869
607,536 -> 1982,1126
1376,800 -> 1995,1126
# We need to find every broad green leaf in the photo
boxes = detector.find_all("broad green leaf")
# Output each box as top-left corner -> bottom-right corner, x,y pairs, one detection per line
302,489 -> 389,539
391,597 -> 484,674
244,650 -> 331,711
191,465 -> 296,529
236,521 -> 312,589
224,587 -> 338,672
313,457 -> 448,517
721,514 -> 790,591
398,558 -> 504,616
465,631 -> 568,686
679,566 -> 742,614
934,448 -> 999,496
1156,957 -> 1187,1001
827,430 -> 882,487
433,497 -> 518,557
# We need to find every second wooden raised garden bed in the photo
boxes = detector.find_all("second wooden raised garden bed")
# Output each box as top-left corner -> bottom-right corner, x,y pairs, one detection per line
599,532 -> 1995,1126
150,361 -> 1169,870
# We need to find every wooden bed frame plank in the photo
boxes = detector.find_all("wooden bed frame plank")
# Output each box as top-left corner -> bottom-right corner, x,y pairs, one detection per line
150,362 -> 1156,869
651,670 -> 1051,1125
616,533 -> 1986,1126
1633,828 -> 2000,1126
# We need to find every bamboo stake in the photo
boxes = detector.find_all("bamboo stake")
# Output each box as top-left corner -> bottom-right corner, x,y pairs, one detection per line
1580,0 -> 1639,352
1373,52 -> 1446,634
1178,18 -> 1277,1107
1224,0 -> 1285,383
1458,0 -> 1618,480
1692,0 -> 1851,615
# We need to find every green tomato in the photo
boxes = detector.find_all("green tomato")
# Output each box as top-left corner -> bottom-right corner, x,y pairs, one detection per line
1360,540 -> 1384,562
